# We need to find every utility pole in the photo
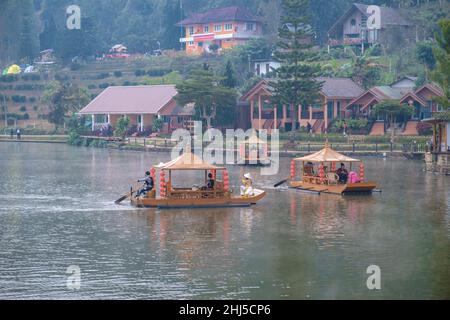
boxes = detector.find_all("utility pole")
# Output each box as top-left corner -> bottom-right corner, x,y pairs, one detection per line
2,93 -> 7,128
180,0 -> 183,51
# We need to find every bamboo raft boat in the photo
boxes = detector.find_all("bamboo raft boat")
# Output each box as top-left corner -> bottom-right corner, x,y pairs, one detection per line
130,152 -> 267,209
238,133 -> 271,166
288,143 -> 377,195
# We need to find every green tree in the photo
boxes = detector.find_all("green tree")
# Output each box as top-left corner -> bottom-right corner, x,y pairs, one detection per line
432,19 -> 450,110
19,0 -> 39,63
373,100 -> 413,142
271,0 -> 324,132
42,82 -> 90,130
348,47 -> 386,89
416,41 -> 437,80
222,61 -> 237,89
152,117 -> 164,132
114,116 -> 130,138
176,64 -> 237,129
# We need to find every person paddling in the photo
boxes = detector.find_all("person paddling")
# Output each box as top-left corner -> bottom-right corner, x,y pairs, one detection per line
136,171 -> 154,198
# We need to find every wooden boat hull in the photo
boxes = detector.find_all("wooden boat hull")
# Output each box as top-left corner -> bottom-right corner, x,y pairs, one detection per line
131,189 -> 266,209
289,181 -> 377,195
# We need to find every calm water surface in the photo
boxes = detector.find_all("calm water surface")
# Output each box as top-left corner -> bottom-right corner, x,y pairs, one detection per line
0,142 -> 449,299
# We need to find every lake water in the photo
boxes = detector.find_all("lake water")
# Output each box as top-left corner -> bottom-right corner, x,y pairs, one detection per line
0,142 -> 449,299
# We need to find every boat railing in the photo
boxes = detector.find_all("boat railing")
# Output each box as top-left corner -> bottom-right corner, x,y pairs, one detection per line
166,188 -> 227,200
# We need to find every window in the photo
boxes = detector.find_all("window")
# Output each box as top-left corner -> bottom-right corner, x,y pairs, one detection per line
188,41 -> 194,46
224,23 -> 233,31
214,24 -> 222,32
204,25 -> 209,33
351,19 -> 356,26
189,26 -> 194,35
246,23 -> 255,31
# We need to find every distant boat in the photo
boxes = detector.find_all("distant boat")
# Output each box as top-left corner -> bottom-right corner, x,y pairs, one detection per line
238,133 -> 271,166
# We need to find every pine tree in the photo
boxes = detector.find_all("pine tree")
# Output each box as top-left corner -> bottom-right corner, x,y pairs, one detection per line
19,0 -> 39,63
270,0 -> 323,132
222,61 -> 237,89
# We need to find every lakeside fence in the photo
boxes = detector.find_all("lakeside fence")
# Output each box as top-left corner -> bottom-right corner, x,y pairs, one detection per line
120,137 -> 427,154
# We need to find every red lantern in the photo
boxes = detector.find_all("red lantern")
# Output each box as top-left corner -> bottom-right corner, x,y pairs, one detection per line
223,170 -> 230,192
319,164 -> 325,183
290,160 -> 296,179
359,163 -> 365,182
150,167 -> 156,180
160,171 -> 166,198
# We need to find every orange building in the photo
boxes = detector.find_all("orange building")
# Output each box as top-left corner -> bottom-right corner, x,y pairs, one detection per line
176,6 -> 262,55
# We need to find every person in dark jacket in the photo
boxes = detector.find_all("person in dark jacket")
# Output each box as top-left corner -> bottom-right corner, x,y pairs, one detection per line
202,173 -> 215,190
136,171 -> 154,197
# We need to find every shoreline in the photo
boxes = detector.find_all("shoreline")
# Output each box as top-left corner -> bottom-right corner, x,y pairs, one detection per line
0,135 -> 425,160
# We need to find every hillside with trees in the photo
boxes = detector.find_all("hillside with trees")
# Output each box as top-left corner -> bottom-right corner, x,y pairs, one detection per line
0,0 -> 449,133
1,0 -> 449,65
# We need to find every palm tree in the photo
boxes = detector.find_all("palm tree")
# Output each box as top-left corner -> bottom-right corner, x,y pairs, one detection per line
345,47 -> 388,89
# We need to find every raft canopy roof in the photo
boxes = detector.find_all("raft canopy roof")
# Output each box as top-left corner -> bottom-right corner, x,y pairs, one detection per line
154,152 -> 225,171
244,134 -> 267,145
294,144 -> 361,163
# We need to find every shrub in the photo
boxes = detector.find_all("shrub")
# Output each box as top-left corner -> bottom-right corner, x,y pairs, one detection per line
0,75 -> 18,83
11,95 -> 27,103
417,122 -> 432,136
88,84 -> 97,89
68,131 -> 83,146
114,71 -> 123,77
15,84 -> 34,91
98,83 -> 110,89
54,73 -> 69,81
70,62 -> 82,71
96,72 -> 110,80
135,69 -> 146,77
147,69 -> 172,77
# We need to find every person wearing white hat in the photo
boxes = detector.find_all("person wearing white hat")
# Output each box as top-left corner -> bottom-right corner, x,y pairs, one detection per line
240,173 -> 254,197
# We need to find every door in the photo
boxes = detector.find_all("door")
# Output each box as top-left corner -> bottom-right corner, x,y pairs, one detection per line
327,102 -> 334,120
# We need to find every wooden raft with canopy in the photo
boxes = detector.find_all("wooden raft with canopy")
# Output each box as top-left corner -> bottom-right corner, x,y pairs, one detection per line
289,143 -> 377,195
238,133 -> 270,166
131,152 -> 266,208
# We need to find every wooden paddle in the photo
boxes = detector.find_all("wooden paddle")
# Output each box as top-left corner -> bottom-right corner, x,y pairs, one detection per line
274,177 -> 290,188
115,183 -> 140,204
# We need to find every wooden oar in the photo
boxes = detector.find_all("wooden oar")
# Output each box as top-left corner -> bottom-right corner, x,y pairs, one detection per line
115,183 -> 140,204
274,177 -> 290,188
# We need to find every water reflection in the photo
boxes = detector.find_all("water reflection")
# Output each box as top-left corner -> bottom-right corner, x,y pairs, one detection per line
0,143 -> 449,299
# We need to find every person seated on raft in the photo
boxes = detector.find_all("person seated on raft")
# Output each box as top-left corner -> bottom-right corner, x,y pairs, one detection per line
201,173 -> 215,191
240,173 -> 254,197
304,162 -> 315,176
336,163 -> 349,183
136,171 -> 154,198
